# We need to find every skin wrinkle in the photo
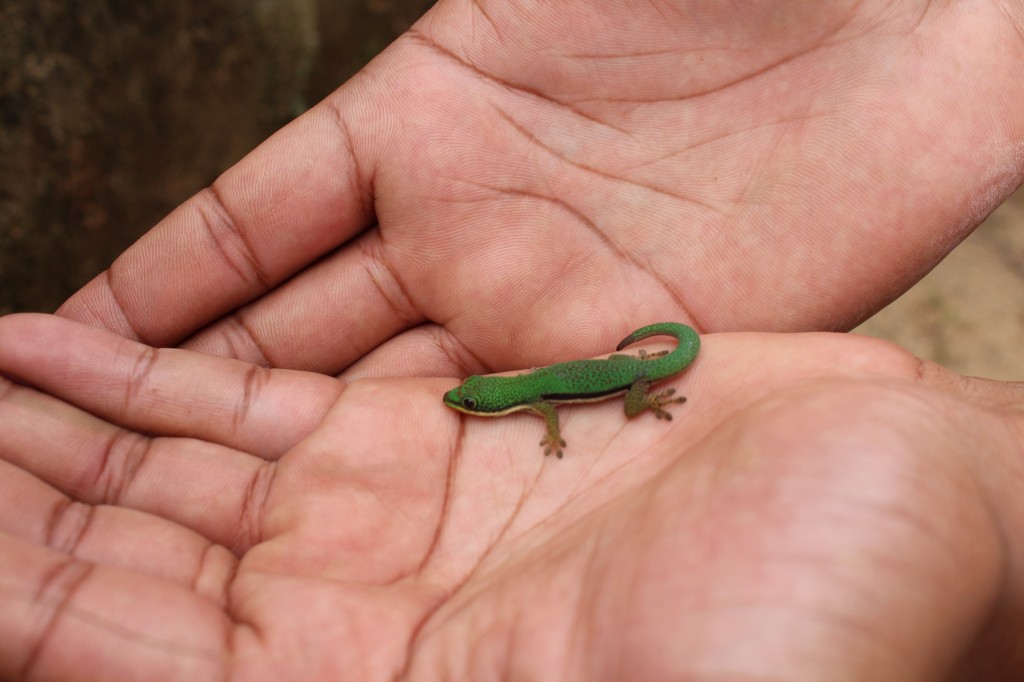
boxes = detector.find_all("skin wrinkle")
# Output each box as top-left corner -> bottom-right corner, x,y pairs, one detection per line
820,0 -> 864,42
123,344 -> 159,414
193,541 -> 233,607
964,416 -> 1022,673
561,434 -> 620,504
104,266 -> 146,343
233,363 -> 270,436
475,474 -> 534,566
233,461 -> 276,555
728,124 -> 785,217
499,606 -> 521,681
398,590 -> 449,678
220,313 -> 273,369
4,577 -> 230,666
217,546 -> 240,616
905,0 -> 934,34
358,235 -> 421,329
404,29 -> 633,136
913,401 -> 1015,609
45,499 -> 94,557
468,0 -> 502,44
568,531 -> 606,680
493,104 -> 723,214
97,431 -> 153,507
43,498 -> 75,551
377,486 -> 425,542
436,326 -> 492,376
429,326 -> 476,378
841,500 -> 952,570
727,112 -> 829,212
19,560 -> 94,680
402,467 -> 543,677
791,505 -> 962,609
608,109 -> 828,204
222,553 -> 260,682
645,0 -> 679,23
688,671 -> 790,675
414,443 -> 458,577
202,184 -> 273,292
612,480 -> 669,678
458,177 -> 703,332
344,479 -> 406,552
613,526 -> 646,681
559,45 -> 692,60
464,595 -> 501,679
803,603 -> 907,672
570,22 -> 847,106
668,600 -> 897,678
323,97 -> 375,226
559,408 -> 670,511
994,0 -> 1024,42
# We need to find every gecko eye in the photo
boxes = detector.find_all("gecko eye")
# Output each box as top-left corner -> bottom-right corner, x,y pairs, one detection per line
461,397 -> 477,410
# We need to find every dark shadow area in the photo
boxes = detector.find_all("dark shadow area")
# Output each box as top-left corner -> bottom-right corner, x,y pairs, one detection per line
1,0 -> 434,314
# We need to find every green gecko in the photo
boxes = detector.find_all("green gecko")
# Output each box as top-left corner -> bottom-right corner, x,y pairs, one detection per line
443,322 -> 700,458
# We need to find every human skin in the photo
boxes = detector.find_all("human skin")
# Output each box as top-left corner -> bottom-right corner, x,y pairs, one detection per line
4,0 -> 1024,679
56,0 -> 1024,381
1,314 -> 1024,680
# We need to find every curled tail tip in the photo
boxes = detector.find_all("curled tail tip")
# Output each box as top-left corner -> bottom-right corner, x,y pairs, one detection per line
615,329 -> 643,351
616,322 -> 696,351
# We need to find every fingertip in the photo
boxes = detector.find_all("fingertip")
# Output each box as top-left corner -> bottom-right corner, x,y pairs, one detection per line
57,271 -> 142,342
0,312 -> 62,344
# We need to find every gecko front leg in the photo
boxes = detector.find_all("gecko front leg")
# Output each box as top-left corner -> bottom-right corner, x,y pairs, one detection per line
527,401 -> 567,458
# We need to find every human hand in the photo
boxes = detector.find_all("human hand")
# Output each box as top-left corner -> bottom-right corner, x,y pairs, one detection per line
58,1 -> 1024,377
3,313 -> 1023,680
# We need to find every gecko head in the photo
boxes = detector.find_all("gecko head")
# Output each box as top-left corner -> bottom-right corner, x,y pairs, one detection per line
443,375 -> 496,414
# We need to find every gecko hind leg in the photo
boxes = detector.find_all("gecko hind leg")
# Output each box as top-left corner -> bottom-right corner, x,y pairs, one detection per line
624,380 -> 687,420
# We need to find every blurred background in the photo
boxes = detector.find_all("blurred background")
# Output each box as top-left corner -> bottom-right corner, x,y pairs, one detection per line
2,0 -> 1022,379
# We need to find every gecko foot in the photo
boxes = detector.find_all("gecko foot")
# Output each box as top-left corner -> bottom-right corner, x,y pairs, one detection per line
648,389 -> 687,420
541,435 -> 567,458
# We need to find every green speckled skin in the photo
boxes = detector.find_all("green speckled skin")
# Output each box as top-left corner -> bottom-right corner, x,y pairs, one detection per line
443,322 -> 700,457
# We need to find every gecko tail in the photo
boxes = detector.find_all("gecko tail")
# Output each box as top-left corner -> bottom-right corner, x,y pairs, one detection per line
615,322 -> 700,365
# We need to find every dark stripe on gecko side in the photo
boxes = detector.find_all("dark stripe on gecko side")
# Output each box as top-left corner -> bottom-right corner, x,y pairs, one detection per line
541,386 -> 629,402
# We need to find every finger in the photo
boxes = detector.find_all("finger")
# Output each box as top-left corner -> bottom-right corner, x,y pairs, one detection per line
0,532 -> 229,682
180,230 -> 425,374
57,99 -> 376,347
339,323 -> 466,381
0,459 -> 236,592
0,314 -> 340,457
914,359 -> 1024,408
0,377 -> 269,551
